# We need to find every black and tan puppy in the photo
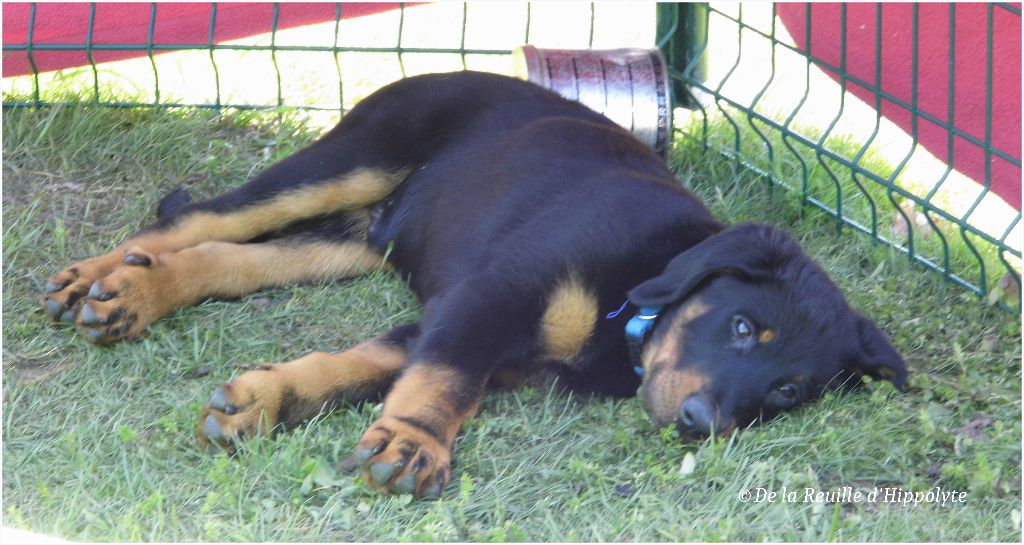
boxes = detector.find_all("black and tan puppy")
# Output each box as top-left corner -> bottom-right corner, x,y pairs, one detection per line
43,71 -> 907,498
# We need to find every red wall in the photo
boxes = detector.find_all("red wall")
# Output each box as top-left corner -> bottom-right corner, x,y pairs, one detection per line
2,3 -> 408,75
778,3 -> 1022,210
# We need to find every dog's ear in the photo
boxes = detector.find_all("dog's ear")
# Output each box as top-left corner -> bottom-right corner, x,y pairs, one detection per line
846,312 -> 908,391
628,223 -> 785,307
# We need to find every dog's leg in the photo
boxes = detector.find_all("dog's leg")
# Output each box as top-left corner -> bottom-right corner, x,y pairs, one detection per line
198,324 -> 418,452
45,73 -> 512,327
352,275 -> 538,498
74,238 -> 385,343
43,166 -> 403,325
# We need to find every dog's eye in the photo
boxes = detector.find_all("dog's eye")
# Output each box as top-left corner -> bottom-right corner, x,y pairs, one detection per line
766,383 -> 801,410
765,383 -> 802,409
777,384 -> 798,400
731,315 -> 755,342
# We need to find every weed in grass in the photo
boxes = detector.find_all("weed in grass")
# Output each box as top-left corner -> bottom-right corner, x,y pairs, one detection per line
2,101 -> 1020,541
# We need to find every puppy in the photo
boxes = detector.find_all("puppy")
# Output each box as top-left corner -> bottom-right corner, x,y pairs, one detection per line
43,71 -> 907,498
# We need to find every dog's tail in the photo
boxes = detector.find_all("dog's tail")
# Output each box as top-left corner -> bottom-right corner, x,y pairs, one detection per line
156,186 -> 192,221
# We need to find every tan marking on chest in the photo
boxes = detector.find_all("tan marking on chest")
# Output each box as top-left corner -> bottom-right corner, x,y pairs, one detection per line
540,276 -> 599,362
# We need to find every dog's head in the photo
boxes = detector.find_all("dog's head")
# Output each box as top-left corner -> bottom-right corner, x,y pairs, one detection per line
628,223 -> 906,438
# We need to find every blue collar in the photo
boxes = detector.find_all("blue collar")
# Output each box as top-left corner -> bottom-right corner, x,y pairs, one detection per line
624,306 -> 662,377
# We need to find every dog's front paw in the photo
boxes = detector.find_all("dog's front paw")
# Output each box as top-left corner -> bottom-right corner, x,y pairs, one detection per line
74,249 -> 179,343
354,416 -> 451,498
43,251 -> 126,323
198,365 -> 285,453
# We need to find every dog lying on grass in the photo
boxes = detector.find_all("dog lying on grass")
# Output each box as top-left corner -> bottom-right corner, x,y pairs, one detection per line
44,71 -> 907,498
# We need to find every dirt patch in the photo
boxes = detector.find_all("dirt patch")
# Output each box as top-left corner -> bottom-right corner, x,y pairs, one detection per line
6,352 -> 74,383
955,414 -> 995,442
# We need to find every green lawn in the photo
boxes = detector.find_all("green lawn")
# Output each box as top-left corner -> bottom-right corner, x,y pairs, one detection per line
2,101 -> 1020,541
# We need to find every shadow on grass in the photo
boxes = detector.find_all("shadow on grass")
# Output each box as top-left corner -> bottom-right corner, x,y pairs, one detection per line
1,98 -> 1020,542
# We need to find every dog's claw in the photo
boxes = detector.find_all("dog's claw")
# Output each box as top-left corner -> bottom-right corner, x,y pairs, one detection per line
79,303 -> 99,325
208,387 -> 237,414
421,482 -> 442,499
87,281 -> 115,301
44,281 -> 63,294
369,462 -> 397,485
59,309 -> 77,322
80,327 -> 103,343
203,414 -> 224,442
46,299 -> 64,318
208,387 -> 226,411
123,253 -> 151,267
354,447 -> 374,464
392,473 -> 417,495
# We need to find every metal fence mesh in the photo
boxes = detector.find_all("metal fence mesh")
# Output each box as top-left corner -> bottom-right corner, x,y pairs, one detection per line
3,2 -> 1020,311
663,3 -> 1021,312
2,3 -> 653,112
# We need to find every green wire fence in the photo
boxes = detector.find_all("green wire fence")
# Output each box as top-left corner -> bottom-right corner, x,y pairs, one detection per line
2,2 -> 616,112
2,2 -> 1020,312
659,3 -> 1021,313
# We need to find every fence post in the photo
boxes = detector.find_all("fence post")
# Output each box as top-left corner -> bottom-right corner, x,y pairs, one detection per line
656,2 -> 708,110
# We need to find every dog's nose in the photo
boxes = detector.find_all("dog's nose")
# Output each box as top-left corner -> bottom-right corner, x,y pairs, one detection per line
678,395 -> 715,437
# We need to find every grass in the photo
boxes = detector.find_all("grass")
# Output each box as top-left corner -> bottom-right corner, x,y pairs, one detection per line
2,100 -> 1021,542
